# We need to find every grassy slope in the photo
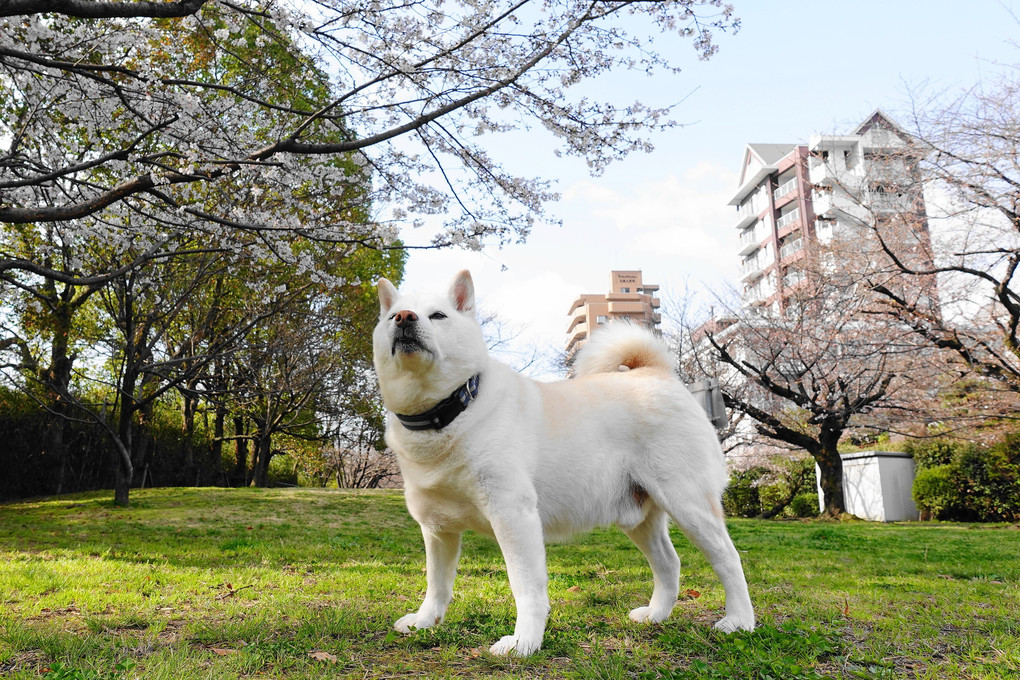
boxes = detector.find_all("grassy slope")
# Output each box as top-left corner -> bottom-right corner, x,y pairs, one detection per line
0,488 -> 1017,679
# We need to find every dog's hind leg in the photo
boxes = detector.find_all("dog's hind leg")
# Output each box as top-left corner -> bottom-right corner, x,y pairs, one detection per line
663,493 -> 755,632
395,527 -> 462,633
622,506 -> 681,623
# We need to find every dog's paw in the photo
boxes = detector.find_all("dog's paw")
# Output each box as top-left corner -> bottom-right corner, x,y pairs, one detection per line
713,614 -> 755,633
394,612 -> 441,634
489,634 -> 541,657
628,605 -> 670,624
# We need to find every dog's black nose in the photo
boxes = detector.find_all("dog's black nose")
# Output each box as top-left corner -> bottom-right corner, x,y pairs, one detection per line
394,310 -> 418,328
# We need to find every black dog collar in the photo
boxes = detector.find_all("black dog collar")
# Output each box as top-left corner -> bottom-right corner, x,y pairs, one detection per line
394,374 -> 481,431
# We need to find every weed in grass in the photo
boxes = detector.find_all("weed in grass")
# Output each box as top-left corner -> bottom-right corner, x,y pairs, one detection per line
42,659 -> 135,680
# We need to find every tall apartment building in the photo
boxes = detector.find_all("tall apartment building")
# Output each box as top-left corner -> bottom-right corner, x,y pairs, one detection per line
729,110 -> 931,310
566,270 -> 661,362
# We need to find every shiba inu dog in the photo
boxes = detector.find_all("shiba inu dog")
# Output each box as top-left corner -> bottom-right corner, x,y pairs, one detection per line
372,270 -> 754,656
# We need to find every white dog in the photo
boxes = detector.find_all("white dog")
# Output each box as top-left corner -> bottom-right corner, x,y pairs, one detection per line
373,271 -> 754,656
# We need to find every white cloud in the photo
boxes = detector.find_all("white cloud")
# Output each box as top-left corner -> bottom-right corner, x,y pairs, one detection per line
562,162 -> 740,284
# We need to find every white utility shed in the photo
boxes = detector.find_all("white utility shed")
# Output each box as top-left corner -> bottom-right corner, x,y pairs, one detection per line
817,451 -> 919,522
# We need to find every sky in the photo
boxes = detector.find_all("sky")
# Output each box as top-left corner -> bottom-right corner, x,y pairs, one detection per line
394,1 -> 1020,376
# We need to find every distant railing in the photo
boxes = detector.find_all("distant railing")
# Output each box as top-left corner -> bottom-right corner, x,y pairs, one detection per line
773,178 -> 798,201
739,225 -> 761,248
776,207 -> 800,230
780,239 -> 802,260
741,256 -> 764,278
783,270 -> 806,287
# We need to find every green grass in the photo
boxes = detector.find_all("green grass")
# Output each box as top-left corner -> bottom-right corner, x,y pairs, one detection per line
1,488 -> 1018,679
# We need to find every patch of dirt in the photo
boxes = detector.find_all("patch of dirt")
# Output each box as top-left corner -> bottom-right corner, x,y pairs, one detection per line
0,649 -> 48,676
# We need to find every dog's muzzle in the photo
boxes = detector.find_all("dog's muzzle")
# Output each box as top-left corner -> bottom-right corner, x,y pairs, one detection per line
390,309 -> 429,356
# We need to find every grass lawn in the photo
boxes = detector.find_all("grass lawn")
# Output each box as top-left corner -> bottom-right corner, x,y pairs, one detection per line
0,488 -> 1018,679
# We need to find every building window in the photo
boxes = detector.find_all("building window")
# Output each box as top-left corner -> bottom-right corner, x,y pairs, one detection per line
620,287 -> 630,293
596,315 -> 608,324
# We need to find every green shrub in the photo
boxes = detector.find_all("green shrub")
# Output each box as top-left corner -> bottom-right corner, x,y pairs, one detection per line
909,433 -> 1020,522
903,437 -> 970,470
725,459 -> 816,519
956,443 -> 1020,522
723,467 -> 765,518
789,492 -> 820,518
912,464 -> 960,520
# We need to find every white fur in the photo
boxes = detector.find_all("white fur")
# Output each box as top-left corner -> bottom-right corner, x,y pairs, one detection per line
373,271 -> 755,656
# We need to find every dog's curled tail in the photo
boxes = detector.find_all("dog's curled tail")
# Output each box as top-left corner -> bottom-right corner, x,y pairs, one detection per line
572,322 -> 674,377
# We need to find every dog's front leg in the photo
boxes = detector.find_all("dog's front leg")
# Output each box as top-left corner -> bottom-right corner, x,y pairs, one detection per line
488,505 -> 550,656
395,527 -> 462,633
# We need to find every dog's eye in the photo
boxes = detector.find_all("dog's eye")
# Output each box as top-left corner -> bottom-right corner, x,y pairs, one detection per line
428,311 -> 447,321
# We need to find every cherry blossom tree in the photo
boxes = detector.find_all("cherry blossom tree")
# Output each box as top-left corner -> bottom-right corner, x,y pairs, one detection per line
1,0 -> 738,284
680,230 -> 947,517
2,0 -> 738,503
862,71 -> 1020,403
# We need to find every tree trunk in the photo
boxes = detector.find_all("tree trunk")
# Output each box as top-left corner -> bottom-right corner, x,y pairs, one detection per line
250,434 -> 273,487
231,416 -> 248,486
113,353 -> 141,507
114,459 -> 132,507
816,427 -> 847,517
112,413 -> 134,507
182,391 -> 197,480
209,403 -> 226,485
43,297 -> 75,495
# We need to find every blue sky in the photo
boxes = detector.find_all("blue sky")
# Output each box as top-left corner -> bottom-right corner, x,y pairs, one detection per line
398,0 -> 1020,373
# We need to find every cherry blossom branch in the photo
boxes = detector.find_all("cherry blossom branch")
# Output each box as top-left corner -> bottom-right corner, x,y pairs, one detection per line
0,0 -> 209,19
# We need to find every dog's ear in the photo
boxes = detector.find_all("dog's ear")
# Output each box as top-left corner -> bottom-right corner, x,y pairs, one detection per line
377,278 -> 398,315
448,270 -> 475,313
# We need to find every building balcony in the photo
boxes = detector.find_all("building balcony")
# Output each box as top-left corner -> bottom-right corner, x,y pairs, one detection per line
733,203 -> 758,231
567,325 -> 588,352
773,178 -> 798,202
779,239 -> 803,261
783,270 -> 806,287
738,239 -> 759,257
608,300 -> 646,315
739,260 -> 765,283
738,223 -> 765,255
812,193 -> 833,218
776,206 -> 800,230
743,273 -> 776,304
808,158 -> 833,186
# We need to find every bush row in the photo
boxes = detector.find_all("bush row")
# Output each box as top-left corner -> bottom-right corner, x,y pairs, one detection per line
908,433 -> 1020,522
